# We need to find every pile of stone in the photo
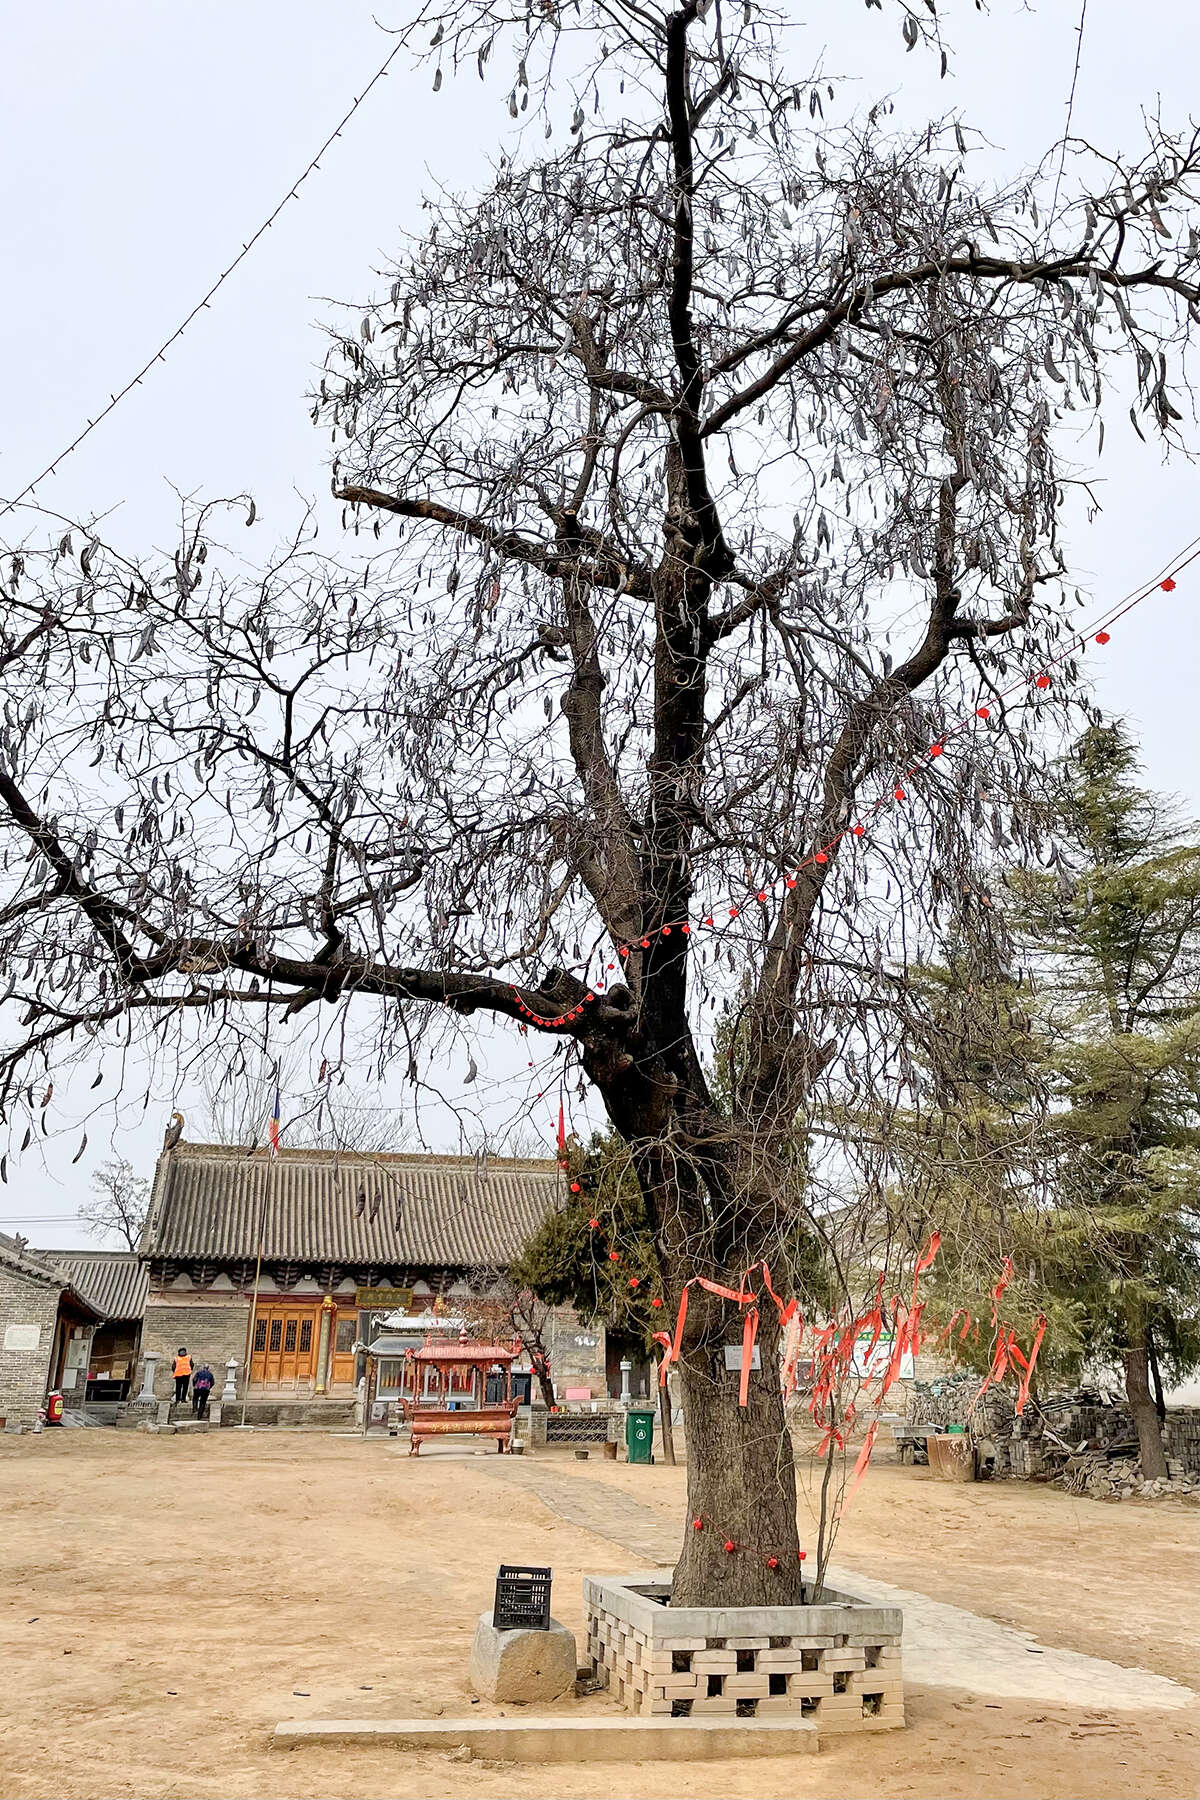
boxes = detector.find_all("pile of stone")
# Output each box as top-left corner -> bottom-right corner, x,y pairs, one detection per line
905,1378 -> 1200,1495
1057,1453 -> 1200,1503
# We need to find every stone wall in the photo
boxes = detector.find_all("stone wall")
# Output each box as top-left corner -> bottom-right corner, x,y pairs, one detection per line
0,1264 -> 60,1429
139,1295 -> 251,1400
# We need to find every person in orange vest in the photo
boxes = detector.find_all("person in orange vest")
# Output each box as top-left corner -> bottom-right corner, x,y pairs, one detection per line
172,1347 -> 192,1405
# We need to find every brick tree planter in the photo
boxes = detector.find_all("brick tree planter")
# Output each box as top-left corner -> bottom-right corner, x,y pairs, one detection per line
584,1571 -> 903,1732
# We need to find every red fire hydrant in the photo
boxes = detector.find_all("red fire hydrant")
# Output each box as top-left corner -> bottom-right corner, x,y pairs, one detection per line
45,1391 -> 64,1426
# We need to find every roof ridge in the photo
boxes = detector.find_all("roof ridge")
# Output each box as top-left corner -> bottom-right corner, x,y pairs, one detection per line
161,1143 -> 559,1172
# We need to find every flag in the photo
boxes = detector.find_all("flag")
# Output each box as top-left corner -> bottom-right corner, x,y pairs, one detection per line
268,1084 -> 281,1157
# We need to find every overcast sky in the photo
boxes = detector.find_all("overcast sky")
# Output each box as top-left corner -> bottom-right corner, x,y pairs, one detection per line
2,1 -> 1197,1245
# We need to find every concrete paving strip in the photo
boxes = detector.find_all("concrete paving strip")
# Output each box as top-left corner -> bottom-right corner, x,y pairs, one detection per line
272,1716 -> 818,1759
824,1562 -> 1196,1712
481,1459 -> 1196,1714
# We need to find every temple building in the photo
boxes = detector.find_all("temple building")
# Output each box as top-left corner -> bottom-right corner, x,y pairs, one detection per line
136,1140 -> 610,1417
0,1233 -> 105,1428
33,1251 -> 148,1405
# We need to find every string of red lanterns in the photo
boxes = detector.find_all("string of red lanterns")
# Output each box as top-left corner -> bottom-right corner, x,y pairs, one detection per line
509,565 -> 1191,1029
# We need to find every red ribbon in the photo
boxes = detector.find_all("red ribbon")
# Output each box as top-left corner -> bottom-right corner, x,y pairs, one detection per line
838,1419 -> 880,1519
739,1306 -> 759,1408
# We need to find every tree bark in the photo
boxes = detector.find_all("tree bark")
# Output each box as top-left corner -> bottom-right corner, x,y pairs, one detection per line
670,1309 -> 803,1606
1124,1342 -> 1169,1478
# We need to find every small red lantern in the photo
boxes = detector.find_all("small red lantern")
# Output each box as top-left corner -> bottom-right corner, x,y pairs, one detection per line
588,1218 -> 599,1230
930,743 -> 944,757
815,851 -> 827,864
1161,577 -> 1177,591
1035,673 -> 1051,689
894,787 -> 906,801
976,706 -> 991,719
570,1181 -> 581,1193
723,1539 -> 736,1554
1095,630 -> 1111,644
629,1277 -> 640,1289
693,1517 -> 703,1531
608,1250 -> 619,1262
651,1297 -> 663,1308
767,1556 -> 779,1569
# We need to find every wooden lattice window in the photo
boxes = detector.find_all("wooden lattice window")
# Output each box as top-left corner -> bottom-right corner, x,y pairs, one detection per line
268,1319 -> 282,1353
298,1319 -> 313,1354
284,1319 -> 298,1353
253,1319 -> 267,1353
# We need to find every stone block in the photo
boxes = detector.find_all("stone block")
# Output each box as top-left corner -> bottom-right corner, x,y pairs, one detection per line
691,1650 -> 737,1672
468,1612 -> 578,1705
724,1675 -> 772,1697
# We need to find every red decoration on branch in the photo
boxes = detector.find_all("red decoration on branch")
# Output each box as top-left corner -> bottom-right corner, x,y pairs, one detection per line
767,1556 -> 779,1569
507,562 -> 1190,1030
723,1539 -> 736,1554
693,1517 -> 703,1531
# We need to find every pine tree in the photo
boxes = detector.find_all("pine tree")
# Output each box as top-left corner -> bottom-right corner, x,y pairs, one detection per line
1006,726 -> 1200,1474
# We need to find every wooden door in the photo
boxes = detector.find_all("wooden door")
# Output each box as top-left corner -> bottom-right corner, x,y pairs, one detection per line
249,1302 -> 318,1390
329,1310 -> 359,1391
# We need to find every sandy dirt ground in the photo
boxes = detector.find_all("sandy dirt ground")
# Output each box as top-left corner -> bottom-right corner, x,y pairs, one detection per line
0,1429 -> 1195,1800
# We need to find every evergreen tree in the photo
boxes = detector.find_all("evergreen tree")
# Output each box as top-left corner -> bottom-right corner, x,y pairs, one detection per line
1007,725 -> 1200,1475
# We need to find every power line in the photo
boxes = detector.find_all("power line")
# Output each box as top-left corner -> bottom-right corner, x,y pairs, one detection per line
0,34 -> 406,527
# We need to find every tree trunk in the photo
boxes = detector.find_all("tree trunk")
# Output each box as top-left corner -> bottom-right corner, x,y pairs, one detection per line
656,1358 -> 677,1467
533,1361 -> 557,1409
671,1314 -> 803,1606
1124,1342 -> 1169,1479
1147,1325 -> 1167,1423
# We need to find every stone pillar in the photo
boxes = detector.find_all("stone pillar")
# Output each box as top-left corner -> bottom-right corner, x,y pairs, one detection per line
221,1358 -> 238,1404
314,1295 -> 334,1394
619,1358 -> 632,1403
137,1352 -> 159,1402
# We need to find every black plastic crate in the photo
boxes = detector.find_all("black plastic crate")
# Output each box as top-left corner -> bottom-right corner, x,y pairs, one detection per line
492,1564 -> 552,1632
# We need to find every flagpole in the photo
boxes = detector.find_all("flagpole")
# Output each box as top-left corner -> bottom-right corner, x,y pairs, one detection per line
239,1069 -> 280,1428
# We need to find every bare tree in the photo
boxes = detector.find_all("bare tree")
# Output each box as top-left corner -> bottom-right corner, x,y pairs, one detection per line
81,1158 -> 150,1252
1,2 -> 1198,1601
464,1269 -> 558,1407
195,1044 -> 403,1153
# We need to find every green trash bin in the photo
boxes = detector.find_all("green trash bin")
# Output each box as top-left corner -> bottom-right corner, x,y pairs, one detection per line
625,1407 -> 655,1464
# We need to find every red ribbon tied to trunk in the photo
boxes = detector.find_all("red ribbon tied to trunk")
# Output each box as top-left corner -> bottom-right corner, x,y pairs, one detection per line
659,1260 -> 797,1405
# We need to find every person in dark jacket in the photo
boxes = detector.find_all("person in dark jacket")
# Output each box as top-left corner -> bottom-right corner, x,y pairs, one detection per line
191,1362 -> 215,1419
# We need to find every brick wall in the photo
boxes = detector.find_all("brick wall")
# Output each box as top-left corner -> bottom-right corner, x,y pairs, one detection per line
140,1296 -> 251,1399
0,1265 -> 60,1429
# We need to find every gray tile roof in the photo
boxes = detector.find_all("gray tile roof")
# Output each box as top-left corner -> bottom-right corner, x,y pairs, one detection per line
35,1251 -> 149,1323
0,1230 -> 66,1289
141,1144 -> 562,1270
0,1233 -> 105,1320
